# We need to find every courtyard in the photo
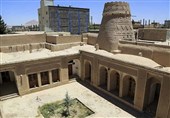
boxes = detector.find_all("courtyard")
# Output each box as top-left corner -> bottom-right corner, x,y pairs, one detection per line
0,81 -> 135,118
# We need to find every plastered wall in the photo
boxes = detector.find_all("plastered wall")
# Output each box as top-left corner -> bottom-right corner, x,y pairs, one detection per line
86,35 -> 170,67
138,28 -> 170,41
0,34 -> 46,46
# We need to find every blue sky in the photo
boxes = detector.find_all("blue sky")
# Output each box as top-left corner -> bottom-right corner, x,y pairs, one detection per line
0,0 -> 170,26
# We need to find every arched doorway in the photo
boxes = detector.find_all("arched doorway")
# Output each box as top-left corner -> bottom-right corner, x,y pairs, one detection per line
122,75 -> 136,104
109,71 -> 120,96
144,78 -> 161,117
99,66 -> 108,90
68,59 -> 80,80
72,59 -> 81,78
68,60 -> 74,79
84,61 -> 91,83
0,71 -> 18,97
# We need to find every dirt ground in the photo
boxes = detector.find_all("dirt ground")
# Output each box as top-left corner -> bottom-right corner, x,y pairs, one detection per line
0,82 -> 135,118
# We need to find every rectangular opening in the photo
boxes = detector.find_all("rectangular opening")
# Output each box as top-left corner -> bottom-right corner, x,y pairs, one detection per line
28,74 -> 38,88
41,71 -> 49,85
52,69 -> 60,82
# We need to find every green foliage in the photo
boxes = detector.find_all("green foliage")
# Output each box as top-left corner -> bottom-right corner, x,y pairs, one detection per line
0,15 -> 7,34
62,92 -> 72,117
89,23 -> 100,30
38,98 -> 94,118
39,103 -> 55,118
132,19 -> 135,25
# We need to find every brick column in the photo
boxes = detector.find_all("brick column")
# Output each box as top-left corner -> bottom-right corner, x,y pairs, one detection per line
156,75 -> 170,118
49,71 -> 53,85
60,57 -> 69,82
134,69 -> 147,111
16,74 -> 29,95
119,73 -> 124,97
24,75 -> 30,90
60,68 -> 69,82
92,58 -> 99,86
37,73 -> 42,87
81,58 -> 85,81
107,69 -> 111,91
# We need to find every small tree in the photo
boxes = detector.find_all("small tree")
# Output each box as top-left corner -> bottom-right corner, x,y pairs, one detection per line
63,92 -> 71,117
132,19 -> 135,25
0,15 -> 7,34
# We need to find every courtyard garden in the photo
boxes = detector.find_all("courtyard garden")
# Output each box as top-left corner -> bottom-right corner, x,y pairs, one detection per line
38,93 -> 94,118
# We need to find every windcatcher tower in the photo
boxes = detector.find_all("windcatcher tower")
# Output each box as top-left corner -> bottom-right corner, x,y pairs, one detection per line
97,2 -> 135,52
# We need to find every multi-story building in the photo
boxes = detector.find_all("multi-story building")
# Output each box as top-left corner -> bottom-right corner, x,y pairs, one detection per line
164,20 -> 170,28
12,26 -> 25,32
38,0 -> 89,34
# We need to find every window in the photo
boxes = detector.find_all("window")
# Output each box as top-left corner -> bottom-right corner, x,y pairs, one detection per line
40,71 -> 49,85
52,69 -> 60,82
28,74 -> 38,88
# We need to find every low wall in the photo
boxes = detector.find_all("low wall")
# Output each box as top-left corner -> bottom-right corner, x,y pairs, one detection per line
87,33 -> 98,45
118,42 -> 170,67
138,28 -> 170,41
45,42 -> 84,51
0,43 -> 45,53
46,35 -> 82,44
85,34 -> 170,66
0,34 -> 46,46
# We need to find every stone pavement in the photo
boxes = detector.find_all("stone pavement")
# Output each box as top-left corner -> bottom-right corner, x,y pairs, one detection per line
0,82 -> 135,118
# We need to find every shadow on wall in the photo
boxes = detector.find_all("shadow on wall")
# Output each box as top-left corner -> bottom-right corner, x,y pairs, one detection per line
76,79 -> 150,118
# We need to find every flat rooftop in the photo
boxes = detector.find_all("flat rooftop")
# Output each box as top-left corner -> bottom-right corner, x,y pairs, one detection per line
1,44 -> 169,73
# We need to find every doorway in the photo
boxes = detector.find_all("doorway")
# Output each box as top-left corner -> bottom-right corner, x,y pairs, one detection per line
0,71 -> 18,97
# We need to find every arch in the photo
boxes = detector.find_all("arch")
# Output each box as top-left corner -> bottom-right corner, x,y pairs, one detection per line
144,77 -> 161,117
122,75 -> 136,104
72,59 -> 81,78
68,59 -> 80,79
84,61 -> 91,82
99,66 -> 108,90
109,70 -> 120,96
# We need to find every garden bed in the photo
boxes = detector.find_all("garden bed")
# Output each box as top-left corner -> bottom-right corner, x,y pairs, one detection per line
38,98 -> 94,118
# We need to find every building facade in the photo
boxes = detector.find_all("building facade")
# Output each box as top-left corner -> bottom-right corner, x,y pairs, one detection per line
164,20 -> 170,28
0,1 -> 170,118
0,32 -> 170,118
38,0 -> 89,34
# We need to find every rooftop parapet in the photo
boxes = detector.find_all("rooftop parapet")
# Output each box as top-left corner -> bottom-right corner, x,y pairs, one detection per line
103,1 -> 131,17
